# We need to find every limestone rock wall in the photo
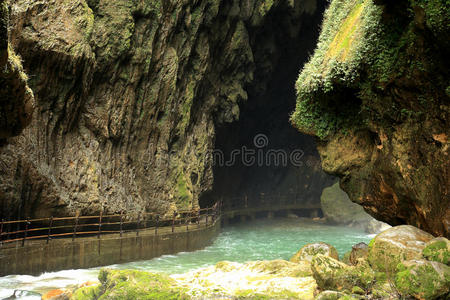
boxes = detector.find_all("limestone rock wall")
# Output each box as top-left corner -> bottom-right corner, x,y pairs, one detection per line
0,0 -> 321,220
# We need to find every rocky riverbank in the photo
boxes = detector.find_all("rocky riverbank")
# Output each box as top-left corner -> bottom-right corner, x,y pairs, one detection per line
39,225 -> 449,299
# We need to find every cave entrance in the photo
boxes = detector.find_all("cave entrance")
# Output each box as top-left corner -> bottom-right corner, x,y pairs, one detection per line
200,1 -> 335,216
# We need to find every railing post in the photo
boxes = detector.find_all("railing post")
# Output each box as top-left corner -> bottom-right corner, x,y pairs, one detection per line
98,211 -> 103,239
172,212 -> 176,233
197,210 -> 200,228
6,219 -> 10,242
120,211 -> 123,237
22,218 -> 30,247
0,219 -> 4,246
47,216 -> 53,244
205,208 -> 208,227
73,214 -> 79,241
136,212 -> 140,237
155,215 -> 159,235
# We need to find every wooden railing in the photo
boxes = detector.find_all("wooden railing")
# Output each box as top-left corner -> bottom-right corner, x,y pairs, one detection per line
0,202 -> 221,247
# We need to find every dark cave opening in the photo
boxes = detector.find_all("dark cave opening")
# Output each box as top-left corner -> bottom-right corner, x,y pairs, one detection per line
200,1 -> 335,211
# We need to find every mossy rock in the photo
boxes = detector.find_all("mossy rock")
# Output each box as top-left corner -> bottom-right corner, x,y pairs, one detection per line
71,284 -> 101,300
311,254 -> 375,292
73,269 -> 188,300
395,259 -> 450,299
422,237 -> 450,265
370,280 -> 398,300
367,225 -> 434,272
290,242 -> 339,263
349,242 -> 368,266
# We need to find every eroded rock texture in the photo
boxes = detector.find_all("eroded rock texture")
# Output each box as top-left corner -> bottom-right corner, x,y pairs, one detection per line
0,1 -> 34,142
292,0 -> 449,236
1,0 -> 324,220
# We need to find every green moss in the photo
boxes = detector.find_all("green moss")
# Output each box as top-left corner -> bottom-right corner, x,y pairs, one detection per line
88,269 -> 187,300
395,261 -> 450,299
229,21 -> 248,51
176,172 -> 192,208
257,0 -> 275,17
292,0 -> 449,139
72,285 -> 101,300
422,238 -> 450,265
312,254 -> 375,292
326,2 -> 364,61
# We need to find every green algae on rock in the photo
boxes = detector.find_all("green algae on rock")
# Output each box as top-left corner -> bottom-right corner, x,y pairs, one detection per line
72,269 -> 188,300
395,259 -> 450,299
311,254 -> 375,293
367,225 -> 434,272
422,237 -> 450,265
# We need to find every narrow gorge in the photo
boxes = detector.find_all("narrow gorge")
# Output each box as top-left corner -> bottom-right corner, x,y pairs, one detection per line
0,0 -> 448,299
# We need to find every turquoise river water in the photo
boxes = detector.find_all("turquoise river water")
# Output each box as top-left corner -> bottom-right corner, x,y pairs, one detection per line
0,218 -> 373,298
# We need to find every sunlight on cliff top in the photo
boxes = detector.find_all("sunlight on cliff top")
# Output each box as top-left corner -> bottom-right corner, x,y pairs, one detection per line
325,1 -> 365,62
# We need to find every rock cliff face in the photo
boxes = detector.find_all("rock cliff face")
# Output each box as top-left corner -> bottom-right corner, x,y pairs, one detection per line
292,0 -> 449,236
0,0 -> 328,220
0,1 -> 34,142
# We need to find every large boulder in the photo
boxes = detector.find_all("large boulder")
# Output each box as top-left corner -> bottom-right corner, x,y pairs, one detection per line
172,260 -> 317,299
395,259 -> 450,299
290,242 -> 339,263
349,243 -> 369,266
244,259 -> 312,277
311,254 -> 375,292
320,183 -> 373,227
365,219 -> 391,235
368,225 -> 434,272
422,237 -> 450,265
320,183 -> 390,234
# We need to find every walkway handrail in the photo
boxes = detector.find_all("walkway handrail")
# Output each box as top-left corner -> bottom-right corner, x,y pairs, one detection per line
0,202 -> 221,247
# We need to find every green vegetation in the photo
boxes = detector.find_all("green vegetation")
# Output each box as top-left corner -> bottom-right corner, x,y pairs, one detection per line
291,0 -> 450,139
72,269 -> 188,300
176,172 -> 192,209
257,0 -> 275,17
422,238 -> 450,265
395,260 -> 450,299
